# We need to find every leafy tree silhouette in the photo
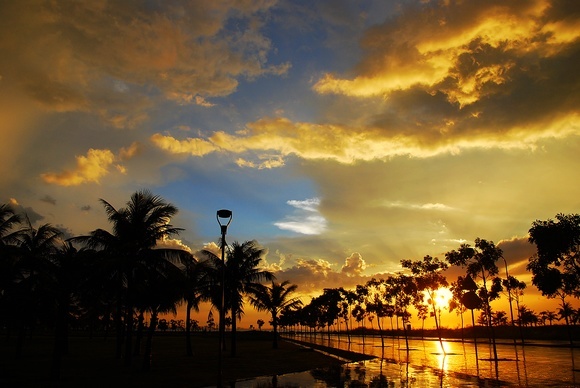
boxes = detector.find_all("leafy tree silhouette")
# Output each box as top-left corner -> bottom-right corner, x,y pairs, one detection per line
528,213 -> 580,345
446,238 -> 502,376
402,255 -> 448,354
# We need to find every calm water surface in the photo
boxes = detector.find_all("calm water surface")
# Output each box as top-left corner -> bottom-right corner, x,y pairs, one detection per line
235,334 -> 580,387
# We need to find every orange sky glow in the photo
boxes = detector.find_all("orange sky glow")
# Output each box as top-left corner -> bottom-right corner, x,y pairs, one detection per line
1,0 -> 579,331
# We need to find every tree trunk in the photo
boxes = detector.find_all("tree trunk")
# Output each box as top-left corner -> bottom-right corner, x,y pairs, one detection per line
345,316 -> 351,345
124,301 -> 134,366
377,315 -> 385,352
231,309 -> 237,357
431,296 -> 445,355
50,297 -> 68,381
402,316 -> 409,352
471,309 -> 479,374
15,325 -> 26,358
134,310 -> 144,356
272,314 -> 279,349
115,272 -> 124,358
185,301 -> 193,356
124,273 -> 134,367
142,310 -> 158,371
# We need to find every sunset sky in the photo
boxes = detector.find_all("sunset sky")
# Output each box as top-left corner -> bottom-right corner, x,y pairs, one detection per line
1,0 -> 579,328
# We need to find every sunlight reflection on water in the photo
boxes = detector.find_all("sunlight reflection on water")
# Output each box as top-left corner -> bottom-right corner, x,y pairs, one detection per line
234,334 -> 580,387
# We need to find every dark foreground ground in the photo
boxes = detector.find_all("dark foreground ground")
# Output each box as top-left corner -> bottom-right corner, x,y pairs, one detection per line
0,331 -> 371,387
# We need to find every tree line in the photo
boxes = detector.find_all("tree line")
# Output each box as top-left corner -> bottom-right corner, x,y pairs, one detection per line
0,190 -> 301,381
270,215 -> 580,357
1,190 -> 579,378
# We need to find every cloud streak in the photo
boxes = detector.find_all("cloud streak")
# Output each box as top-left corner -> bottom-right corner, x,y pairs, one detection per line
147,0 -> 580,168
274,198 -> 327,235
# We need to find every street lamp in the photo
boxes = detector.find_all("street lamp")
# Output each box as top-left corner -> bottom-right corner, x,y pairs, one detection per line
216,209 -> 232,388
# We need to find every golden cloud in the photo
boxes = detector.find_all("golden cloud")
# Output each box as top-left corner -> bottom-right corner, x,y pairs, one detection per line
118,142 -> 143,161
40,141 -> 147,186
341,252 -> 367,277
313,0 -> 577,109
0,1 -> 288,119
41,149 -> 115,186
152,111 -> 580,166
156,237 -> 193,253
150,133 -> 218,157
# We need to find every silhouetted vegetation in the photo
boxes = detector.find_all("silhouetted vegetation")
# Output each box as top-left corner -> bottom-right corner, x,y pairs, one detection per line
1,193 -> 579,385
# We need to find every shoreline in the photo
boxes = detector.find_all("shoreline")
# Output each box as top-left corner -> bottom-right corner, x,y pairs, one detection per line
0,331 -> 350,387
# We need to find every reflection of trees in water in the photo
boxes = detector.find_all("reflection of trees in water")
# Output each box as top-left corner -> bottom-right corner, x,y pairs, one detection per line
310,364 -> 372,388
309,365 -> 345,386
368,373 -> 389,387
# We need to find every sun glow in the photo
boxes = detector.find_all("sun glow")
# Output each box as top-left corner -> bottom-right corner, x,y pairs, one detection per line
432,287 -> 453,309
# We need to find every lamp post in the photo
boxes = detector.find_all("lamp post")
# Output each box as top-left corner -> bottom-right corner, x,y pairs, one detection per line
216,209 -> 232,388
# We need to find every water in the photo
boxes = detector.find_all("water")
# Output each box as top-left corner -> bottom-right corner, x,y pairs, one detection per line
236,333 -> 580,387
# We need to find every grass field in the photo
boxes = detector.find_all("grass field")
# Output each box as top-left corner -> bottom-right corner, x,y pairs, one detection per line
0,331 -> 356,387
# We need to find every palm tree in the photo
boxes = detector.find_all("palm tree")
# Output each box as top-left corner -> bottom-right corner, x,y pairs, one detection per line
74,190 -> 186,366
0,204 -> 23,332
14,218 -> 62,357
249,280 -> 302,348
492,310 -> 508,326
0,203 -> 22,247
47,242 -> 95,380
203,240 -> 273,356
558,302 -> 576,326
137,255 -> 186,371
182,257 -> 211,356
540,310 -> 558,325
518,305 -> 539,326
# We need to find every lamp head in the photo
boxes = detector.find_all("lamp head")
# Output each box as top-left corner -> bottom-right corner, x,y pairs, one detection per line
216,209 -> 233,234
217,209 -> 232,219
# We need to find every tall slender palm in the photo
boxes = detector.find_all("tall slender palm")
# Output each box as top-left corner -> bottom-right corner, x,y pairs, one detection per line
0,204 -> 22,247
203,240 -> 273,356
14,217 -> 62,356
74,190 -> 186,366
249,280 -> 302,348
541,310 -> 558,325
182,257 -> 211,356
136,252 -> 186,371
47,242 -> 94,380
226,240 -> 274,356
0,204 -> 23,331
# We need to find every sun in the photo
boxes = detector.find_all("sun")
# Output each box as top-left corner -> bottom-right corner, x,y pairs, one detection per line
433,287 -> 453,309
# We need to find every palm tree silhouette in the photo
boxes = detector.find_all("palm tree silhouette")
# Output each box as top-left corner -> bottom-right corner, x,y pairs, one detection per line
249,280 -> 302,348
14,217 -> 62,357
0,204 -> 22,247
540,310 -> 558,325
74,190 -> 186,366
203,240 -> 273,356
136,254 -> 186,371
47,242 -> 97,380
0,204 -> 23,334
183,257 -> 211,356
